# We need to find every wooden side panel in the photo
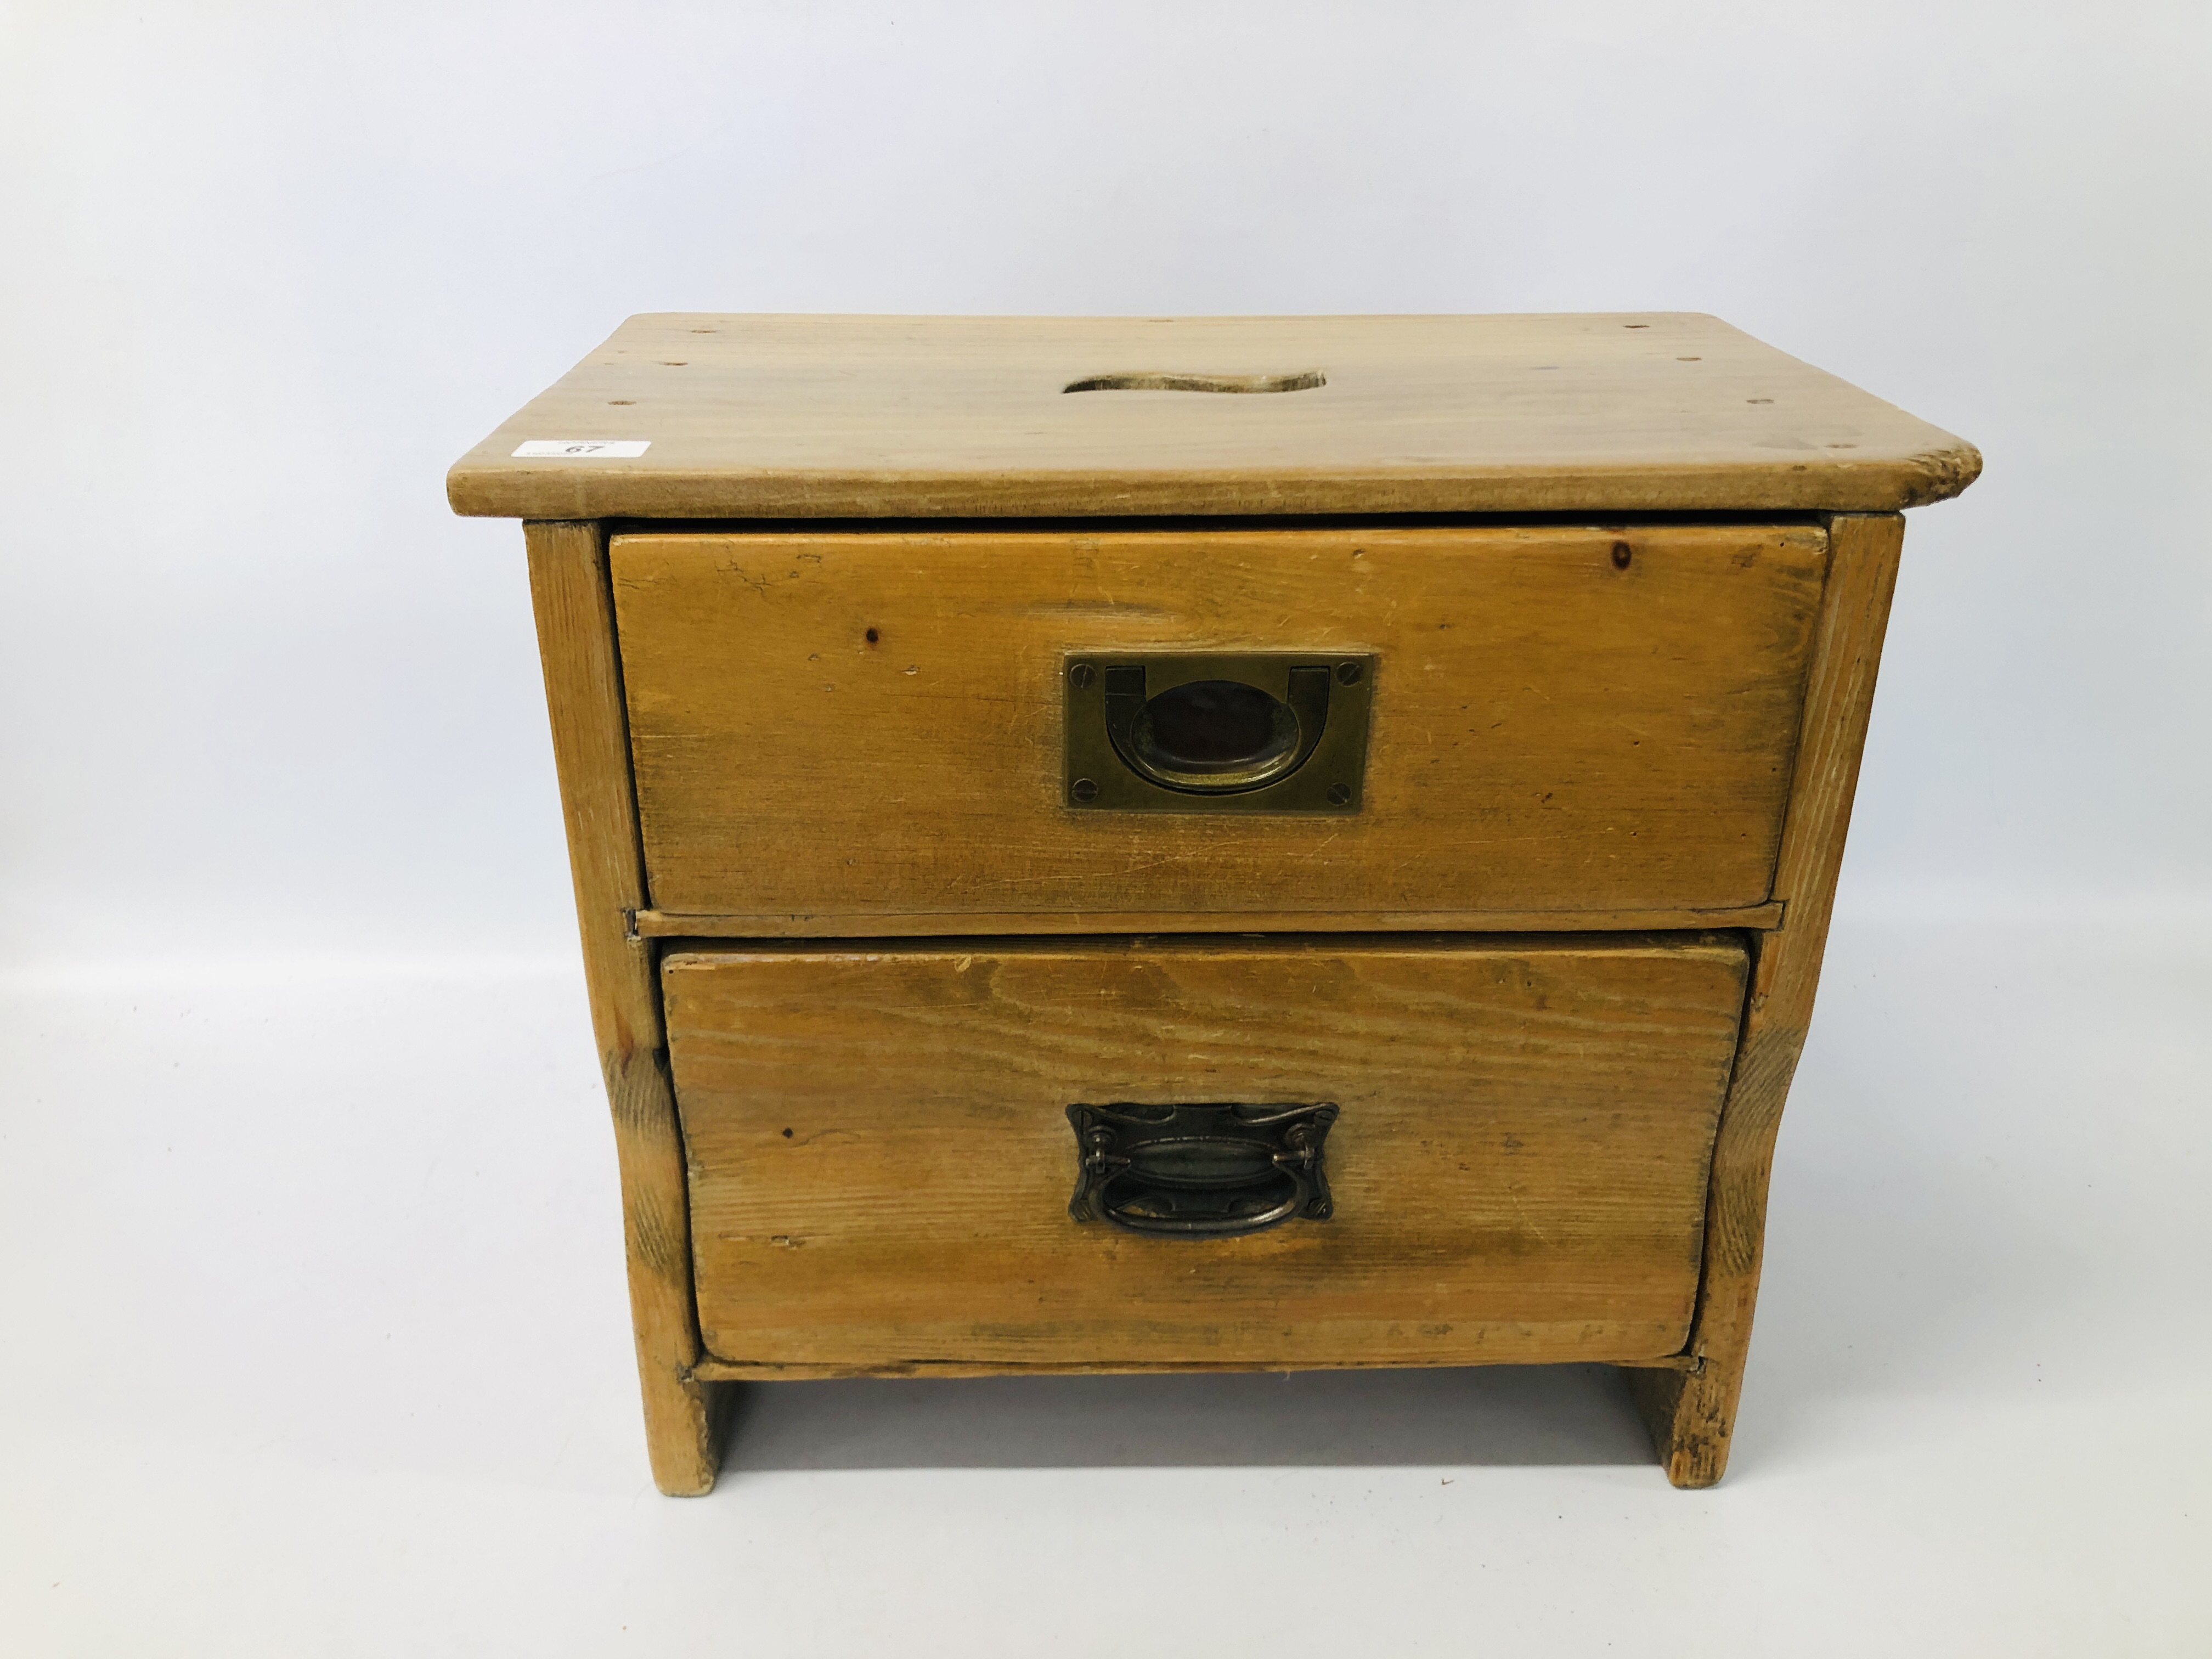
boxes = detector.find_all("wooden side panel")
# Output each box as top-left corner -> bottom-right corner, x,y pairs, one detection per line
612,523 -> 1829,924
664,935 -> 1748,1370
1628,512 -> 1906,1487
524,520 -> 723,1496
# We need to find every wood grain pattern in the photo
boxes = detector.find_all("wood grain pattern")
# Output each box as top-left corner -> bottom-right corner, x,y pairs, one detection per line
663,935 -> 1749,1370
612,523 -> 1829,923
525,520 -> 724,1496
448,314 -> 1981,520
1627,512 -> 1906,1487
630,902 -> 1787,939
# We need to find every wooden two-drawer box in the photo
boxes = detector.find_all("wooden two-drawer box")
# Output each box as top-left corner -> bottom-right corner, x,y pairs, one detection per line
448,313 -> 1977,1492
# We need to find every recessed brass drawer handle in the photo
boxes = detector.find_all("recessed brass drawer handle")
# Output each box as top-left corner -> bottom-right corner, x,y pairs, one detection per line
1066,1102 -> 1339,1237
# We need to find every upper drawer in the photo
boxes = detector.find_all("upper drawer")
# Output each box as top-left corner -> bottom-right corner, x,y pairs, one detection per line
612,524 -> 1826,927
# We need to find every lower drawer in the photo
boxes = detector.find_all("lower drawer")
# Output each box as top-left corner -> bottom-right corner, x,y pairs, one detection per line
662,934 -> 1748,1371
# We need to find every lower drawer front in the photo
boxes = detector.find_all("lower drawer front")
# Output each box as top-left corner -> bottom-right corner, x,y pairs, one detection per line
663,935 -> 1747,1370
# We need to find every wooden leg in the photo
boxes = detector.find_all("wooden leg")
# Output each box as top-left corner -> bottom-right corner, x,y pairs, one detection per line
1627,1367 -> 1712,1488
1626,1361 -> 1736,1489
1631,513 -> 1906,1490
1628,1051 -> 1797,1488
637,1362 -> 724,1496
1626,1273 -> 1763,1488
608,1047 -> 726,1495
1625,1101 -> 1788,1487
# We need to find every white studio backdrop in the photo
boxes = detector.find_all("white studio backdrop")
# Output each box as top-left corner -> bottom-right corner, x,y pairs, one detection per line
4,5 -> 2212,1656
2,0 -> 2207,972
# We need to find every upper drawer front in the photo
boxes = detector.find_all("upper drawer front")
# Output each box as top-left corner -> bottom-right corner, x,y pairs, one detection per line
613,524 -> 1826,923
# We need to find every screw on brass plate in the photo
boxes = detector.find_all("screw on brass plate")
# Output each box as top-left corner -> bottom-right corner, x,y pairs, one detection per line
1069,663 -> 1097,689
1073,778 -> 1101,802
1327,783 -> 1352,805
1335,662 -> 1363,685
1611,541 -> 1633,569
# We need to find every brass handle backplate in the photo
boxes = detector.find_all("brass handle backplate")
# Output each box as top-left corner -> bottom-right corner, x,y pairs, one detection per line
1064,651 -> 1375,814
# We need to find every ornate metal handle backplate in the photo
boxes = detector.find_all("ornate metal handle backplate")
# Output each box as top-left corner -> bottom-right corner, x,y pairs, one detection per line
1065,1102 -> 1339,1237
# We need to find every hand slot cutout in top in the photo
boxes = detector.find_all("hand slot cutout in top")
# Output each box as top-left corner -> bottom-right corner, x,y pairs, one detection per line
1062,370 -> 1327,394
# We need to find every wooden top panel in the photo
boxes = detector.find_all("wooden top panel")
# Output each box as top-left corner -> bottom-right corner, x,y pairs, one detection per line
447,313 -> 1980,520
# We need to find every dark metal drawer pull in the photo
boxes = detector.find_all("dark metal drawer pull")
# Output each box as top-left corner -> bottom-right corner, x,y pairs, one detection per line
1066,1102 -> 1339,1237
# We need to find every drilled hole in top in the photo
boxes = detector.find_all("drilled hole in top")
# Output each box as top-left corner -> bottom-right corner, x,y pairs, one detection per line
1063,370 -> 1326,394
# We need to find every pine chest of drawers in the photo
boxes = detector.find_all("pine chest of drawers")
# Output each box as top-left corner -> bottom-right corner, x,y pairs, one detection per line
448,313 -> 1978,1492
